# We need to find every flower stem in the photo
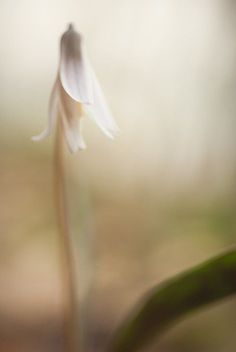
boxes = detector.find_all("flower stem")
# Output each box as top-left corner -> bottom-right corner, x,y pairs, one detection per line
54,119 -> 78,352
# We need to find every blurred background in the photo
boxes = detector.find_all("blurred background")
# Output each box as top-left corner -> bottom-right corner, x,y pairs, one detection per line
1,0 -> 236,351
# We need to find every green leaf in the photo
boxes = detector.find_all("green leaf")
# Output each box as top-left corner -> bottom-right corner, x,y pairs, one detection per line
110,249 -> 236,352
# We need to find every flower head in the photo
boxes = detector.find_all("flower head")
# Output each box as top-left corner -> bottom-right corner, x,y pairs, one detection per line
32,24 -> 119,152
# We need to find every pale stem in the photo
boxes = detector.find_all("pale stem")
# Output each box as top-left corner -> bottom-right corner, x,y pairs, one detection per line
54,119 -> 78,352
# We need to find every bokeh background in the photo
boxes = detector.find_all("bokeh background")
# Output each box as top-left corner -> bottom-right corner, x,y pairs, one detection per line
1,0 -> 236,351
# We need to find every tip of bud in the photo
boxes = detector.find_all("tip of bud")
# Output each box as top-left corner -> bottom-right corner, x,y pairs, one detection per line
68,23 -> 74,31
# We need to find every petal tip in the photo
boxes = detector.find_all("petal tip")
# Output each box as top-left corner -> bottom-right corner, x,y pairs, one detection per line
31,130 -> 49,142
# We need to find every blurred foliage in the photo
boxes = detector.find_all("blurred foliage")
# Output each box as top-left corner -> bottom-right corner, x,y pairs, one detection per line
110,250 -> 236,352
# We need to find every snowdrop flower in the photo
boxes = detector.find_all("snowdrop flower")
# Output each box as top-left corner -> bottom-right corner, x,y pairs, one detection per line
32,24 -> 119,152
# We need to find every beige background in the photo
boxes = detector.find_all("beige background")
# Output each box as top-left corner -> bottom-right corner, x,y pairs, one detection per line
1,1 -> 236,351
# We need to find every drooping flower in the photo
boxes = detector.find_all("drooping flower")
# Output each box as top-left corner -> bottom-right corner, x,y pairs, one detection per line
32,24 -> 119,152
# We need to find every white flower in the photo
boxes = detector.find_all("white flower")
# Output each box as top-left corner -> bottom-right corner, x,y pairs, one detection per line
32,24 -> 119,152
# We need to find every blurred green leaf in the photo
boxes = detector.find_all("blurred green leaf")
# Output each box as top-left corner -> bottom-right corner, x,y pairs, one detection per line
110,249 -> 236,352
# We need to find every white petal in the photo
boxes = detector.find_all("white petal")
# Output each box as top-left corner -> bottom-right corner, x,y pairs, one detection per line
59,83 -> 86,153
32,77 -> 59,141
60,108 -> 86,153
59,25 -> 93,104
85,69 -> 119,139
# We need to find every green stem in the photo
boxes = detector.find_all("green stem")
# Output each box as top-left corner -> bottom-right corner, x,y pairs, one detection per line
54,119 -> 78,352
110,249 -> 236,352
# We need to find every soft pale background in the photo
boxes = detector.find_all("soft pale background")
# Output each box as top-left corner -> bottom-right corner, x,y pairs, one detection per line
1,1 -> 236,351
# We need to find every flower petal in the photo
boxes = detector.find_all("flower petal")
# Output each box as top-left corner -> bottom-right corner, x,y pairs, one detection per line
61,112 -> 86,153
59,25 -> 93,104
32,76 -> 59,141
85,68 -> 119,139
59,81 -> 86,153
